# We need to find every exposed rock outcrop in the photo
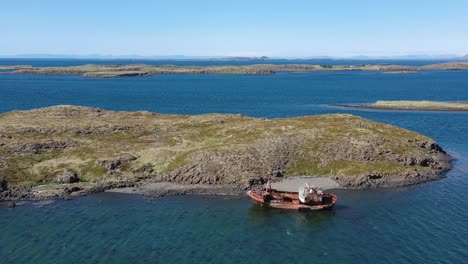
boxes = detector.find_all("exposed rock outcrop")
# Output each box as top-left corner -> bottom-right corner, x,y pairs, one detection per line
56,171 -> 80,183
5,140 -> 80,156
97,155 -> 137,175
161,136 -> 301,185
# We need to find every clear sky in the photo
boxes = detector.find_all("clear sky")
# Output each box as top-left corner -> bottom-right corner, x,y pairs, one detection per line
1,0 -> 467,57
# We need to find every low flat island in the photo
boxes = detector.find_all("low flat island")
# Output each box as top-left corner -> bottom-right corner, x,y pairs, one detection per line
332,100 -> 468,112
1,61 -> 468,77
0,106 -> 450,202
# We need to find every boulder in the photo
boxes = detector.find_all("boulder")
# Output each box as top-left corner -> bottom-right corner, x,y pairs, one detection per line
242,177 -> 267,190
70,186 -> 82,192
63,187 -> 72,194
97,155 -> 137,175
56,171 -> 80,183
0,179 -> 8,191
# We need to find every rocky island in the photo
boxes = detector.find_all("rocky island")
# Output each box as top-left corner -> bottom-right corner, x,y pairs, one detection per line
332,100 -> 468,112
1,61 -> 468,78
0,106 -> 450,203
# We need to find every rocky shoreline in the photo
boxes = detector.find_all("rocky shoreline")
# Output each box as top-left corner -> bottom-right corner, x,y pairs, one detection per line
0,179 -> 253,207
0,166 -> 451,207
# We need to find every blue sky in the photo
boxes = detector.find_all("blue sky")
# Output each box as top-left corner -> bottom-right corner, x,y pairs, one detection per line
1,0 -> 467,57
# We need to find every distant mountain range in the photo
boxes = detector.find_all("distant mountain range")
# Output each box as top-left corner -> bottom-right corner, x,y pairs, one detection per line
343,54 -> 461,60
0,54 -> 200,60
0,54 -> 467,60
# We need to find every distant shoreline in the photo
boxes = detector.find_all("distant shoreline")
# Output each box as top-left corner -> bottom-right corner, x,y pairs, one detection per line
331,100 -> 468,112
1,56 -> 467,61
1,61 -> 468,78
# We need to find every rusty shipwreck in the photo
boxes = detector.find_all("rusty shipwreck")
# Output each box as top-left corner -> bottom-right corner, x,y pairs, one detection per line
247,181 -> 337,210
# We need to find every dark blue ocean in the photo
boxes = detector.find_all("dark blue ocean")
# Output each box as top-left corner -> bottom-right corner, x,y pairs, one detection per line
1,59 -> 467,263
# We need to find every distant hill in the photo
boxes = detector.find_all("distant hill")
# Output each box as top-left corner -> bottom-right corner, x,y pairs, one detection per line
0,54 -> 464,60
209,56 -> 270,61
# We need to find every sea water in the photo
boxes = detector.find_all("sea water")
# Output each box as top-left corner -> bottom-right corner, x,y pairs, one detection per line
0,60 -> 467,263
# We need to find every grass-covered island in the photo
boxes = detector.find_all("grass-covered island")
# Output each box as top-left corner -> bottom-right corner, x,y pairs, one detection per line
333,100 -> 468,112
1,61 -> 468,78
0,106 -> 450,202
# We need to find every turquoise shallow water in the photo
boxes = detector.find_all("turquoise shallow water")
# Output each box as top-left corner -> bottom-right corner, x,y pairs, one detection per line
0,60 -> 467,263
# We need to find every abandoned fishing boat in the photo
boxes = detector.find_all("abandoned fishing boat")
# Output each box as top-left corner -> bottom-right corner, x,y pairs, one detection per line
247,181 -> 337,210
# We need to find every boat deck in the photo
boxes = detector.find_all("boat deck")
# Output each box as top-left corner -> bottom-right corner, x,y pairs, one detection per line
247,188 -> 337,211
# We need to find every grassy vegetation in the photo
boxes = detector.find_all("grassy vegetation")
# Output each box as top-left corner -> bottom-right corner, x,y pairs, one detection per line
0,106 -> 447,187
1,62 -> 468,77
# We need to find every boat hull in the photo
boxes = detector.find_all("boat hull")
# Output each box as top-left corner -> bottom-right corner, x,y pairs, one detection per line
247,189 -> 337,211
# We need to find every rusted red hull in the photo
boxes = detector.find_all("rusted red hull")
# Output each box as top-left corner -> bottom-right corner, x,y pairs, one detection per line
247,189 -> 337,211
